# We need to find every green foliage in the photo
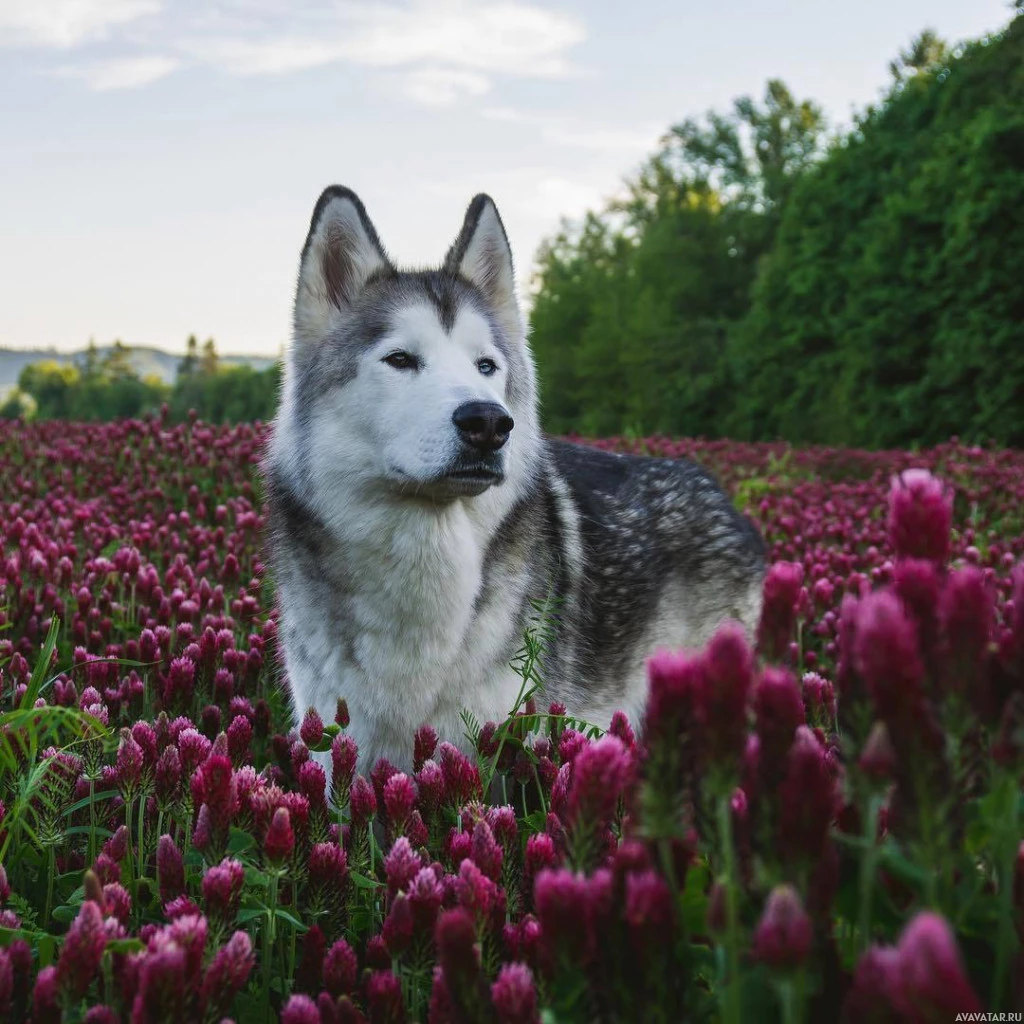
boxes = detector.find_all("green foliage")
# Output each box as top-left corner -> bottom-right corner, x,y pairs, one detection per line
0,390 -> 30,419
16,349 -> 168,422
529,79 -> 826,440
168,358 -> 281,425
732,16 -> 1024,447
16,336 -> 282,425
529,13 -> 1024,449
0,619 -> 111,888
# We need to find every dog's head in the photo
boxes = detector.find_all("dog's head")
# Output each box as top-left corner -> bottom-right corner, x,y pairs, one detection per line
276,186 -> 540,506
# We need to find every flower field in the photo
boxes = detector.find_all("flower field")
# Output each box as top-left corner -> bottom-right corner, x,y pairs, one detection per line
1,413 -> 1023,1023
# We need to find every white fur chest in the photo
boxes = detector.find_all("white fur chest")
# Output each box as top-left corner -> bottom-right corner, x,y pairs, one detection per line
280,496 -> 528,773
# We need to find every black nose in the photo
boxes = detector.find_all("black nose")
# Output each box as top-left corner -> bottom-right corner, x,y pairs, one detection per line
452,401 -> 514,453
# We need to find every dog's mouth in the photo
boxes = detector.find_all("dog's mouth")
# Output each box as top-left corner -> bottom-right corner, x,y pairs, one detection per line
446,464 -> 504,484
437,462 -> 505,496
389,460 -> 505,500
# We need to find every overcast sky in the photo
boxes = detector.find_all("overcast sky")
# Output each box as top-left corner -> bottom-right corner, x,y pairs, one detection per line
0,0 -> 1014,356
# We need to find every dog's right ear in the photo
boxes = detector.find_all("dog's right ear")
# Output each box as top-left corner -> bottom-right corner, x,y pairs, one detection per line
294,186 -> 392,344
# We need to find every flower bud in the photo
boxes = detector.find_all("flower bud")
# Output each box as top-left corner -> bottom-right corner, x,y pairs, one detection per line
752,885 -> 812,970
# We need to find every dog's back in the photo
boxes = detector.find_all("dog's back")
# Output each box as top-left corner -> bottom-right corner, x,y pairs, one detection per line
498,437 -> 766,728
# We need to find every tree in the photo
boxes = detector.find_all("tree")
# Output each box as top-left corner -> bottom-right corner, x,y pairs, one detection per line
528,8 -> 1024,448
18,361 -> 79,419
78,338 -> 101,382
731,14 -> 1024,446
102,341 -> 135,382
656,79 -> 825,233
529,79 -> 826,439
200,338 -> 219,377
889,29 -> 950,83
179,334 -> 199,378
0,390 -> 28,419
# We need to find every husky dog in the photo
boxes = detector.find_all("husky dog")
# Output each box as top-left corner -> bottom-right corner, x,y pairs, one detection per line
264,186 -> 766,773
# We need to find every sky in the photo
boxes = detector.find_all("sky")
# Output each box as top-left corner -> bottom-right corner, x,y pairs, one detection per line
0,0 -> 1015,357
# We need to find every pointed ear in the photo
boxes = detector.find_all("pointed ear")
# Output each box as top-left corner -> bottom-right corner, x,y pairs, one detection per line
445,194 -> 517,312
293,186 -> 391,344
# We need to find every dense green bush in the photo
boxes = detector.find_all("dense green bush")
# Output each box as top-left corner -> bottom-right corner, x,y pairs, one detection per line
733,18 -> 1024,447
529,13 -> 1024,449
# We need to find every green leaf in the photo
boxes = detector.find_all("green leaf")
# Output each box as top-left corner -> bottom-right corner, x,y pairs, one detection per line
877,843 -> 929,891
349,871 -> 383,890
274,909 -> 309,932
63,789 -> 121,818
686,942 -> 718,976
228,828 -> 256,855
64,825 -> 115,840
236,908 -> 267,925
521,810 -> 548,835
105,938 -> 146,955
38,933 -> 57,968
681,861 -> 711,934
243,867 -> 271,889
21,615 -> 61,708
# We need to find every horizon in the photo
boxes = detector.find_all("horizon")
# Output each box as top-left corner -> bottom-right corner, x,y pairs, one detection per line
0,0 -> 1014,357
0,339 -> 281,360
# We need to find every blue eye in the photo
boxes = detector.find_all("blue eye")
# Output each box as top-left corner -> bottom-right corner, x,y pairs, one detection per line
477,358 -> 498,376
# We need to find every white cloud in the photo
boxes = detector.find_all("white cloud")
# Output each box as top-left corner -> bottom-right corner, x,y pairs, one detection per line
55,54 -> 180,90
330,0 -> 585,77
0,0 -> 160,49
9,1 -> 586,105
481,106 -> 662,156
180,35 -> 342,76
554,125 -> 663,154
397,66 -> 491,106
180,1 -> 584,93
424,167 -> 617,241
519,175 -> 607,222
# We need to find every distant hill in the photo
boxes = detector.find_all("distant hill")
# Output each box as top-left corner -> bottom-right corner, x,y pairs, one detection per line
0,345 -> 279,392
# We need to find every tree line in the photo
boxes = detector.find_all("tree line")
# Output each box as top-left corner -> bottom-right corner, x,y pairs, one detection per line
2,336 -> 281,425
529,13 -> 1024,448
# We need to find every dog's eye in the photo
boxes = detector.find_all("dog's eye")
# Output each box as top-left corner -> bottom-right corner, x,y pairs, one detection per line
383,351 -> 418,371
477,358 -> 498,376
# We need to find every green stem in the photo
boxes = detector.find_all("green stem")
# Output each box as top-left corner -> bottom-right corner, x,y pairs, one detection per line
88,779 -> 98,867
99,951 -> 114,1008
991,773 -> 1020,1011
531,765 -> 548,819
136,791 -> 146,882
858,794 -> 882,954
263,872 -> 279,1024
44,845 -> 56,928
778,972 -> 805,1024
717,795 -> 743,1024
182,796 -> 193,854
912,760 -> 939,908
123,791 -> 135,892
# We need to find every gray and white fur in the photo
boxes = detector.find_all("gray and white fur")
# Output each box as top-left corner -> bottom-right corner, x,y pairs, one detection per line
263,186 -> 766,773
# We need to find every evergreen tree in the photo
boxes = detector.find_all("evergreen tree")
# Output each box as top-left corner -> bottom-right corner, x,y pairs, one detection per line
179,334 -> 199,377
200,338 -> 219,377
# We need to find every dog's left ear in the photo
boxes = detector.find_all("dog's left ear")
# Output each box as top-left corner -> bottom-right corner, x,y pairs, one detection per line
445,195 -> 517,314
